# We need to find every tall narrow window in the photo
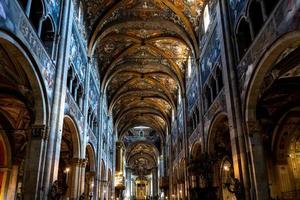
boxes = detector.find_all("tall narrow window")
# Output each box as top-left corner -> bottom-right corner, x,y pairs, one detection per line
29,0 -> 43,32
236,18 -> 252,59
203,5 -> 210,32
41,17 -> 55,55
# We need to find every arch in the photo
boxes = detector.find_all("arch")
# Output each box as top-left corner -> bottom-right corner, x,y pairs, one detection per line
0,30 -> 48,125
190,141 -> 202,161
219,157 -> 236,200
86,143 -> 96,172
0,30 -> 48,199
245,31 -> 300,132
62,115 -> 81,158
235,17 -> 252,59
40,15 -> 55,56
207,112 -> 229,154
125,140 -> 160,160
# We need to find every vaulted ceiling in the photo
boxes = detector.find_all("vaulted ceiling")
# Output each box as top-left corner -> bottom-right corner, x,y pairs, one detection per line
84,0 -> 206,141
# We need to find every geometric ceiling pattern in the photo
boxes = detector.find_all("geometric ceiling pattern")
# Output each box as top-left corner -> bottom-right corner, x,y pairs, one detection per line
85,0 -> 206,142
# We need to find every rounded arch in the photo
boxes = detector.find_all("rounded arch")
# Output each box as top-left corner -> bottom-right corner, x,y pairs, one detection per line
262,107 -> 300,161
86,143 -> 96,172
63,115 -> 81,158
244,31 -> 300,133
0,30 -> 48,126
190,141 -> 202,161
207,112 -> 229,154
125,140 -> 160,160
100,159 -> 106,179
0,30 -> 49,199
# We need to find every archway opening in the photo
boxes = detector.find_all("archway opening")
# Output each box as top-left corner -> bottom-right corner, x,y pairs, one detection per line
40,17 -> 55,56
57,117 -> 80,199
236,18 -> 252,59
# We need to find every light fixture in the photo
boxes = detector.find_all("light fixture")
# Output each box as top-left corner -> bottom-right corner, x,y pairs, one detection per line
223,165 -> 230,172
65,167 -> 70,173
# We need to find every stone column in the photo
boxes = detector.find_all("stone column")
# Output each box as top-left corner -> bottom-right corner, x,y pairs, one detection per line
42,0 -> 73,198
219,0 -> 252,199
125,167 -> 132,199
69,157 -> 82,200
247,121 -> 269,200
23,125 -> 47,199
152,167 -> 158,199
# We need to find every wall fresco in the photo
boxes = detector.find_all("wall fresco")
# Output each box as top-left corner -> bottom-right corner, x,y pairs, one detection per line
200,26 -> 221,84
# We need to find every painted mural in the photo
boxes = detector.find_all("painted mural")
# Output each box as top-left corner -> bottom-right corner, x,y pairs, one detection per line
70,24 -> 88,81
200,25 -> 221,84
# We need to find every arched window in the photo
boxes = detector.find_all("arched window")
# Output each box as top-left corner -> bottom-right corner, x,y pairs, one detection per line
76,84 -> 83,109
72,76 -> 78,97
203,5 -> 210,32
211,77 -> 217,100
29,0 -> 43,32
67,66 -> 74,90
40,16 -> 55,55
204,86 -> 212,110
263,0 -> 279,16
216,67 -> 223,91
236,18 -> 252,59
249,1 -> 264,36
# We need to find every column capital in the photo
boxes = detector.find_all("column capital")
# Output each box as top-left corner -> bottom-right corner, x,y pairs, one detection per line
31,124 -> 48,140
71,157 -> 82,166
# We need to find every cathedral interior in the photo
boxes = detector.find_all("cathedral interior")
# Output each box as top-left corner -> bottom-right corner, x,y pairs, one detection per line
0,0 -> 300,199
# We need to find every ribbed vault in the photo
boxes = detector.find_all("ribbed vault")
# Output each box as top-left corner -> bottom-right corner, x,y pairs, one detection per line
86,0 -> 206,161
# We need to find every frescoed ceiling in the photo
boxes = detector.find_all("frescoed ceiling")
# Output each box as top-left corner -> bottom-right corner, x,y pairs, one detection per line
85,0 -> 206,161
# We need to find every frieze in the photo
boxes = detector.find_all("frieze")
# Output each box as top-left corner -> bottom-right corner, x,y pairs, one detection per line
17,8 -> 55,98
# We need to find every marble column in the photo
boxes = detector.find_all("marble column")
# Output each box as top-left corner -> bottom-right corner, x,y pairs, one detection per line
22,125 -> 47,199
125,167 -> 132,199
152,167 -> 158,199
42,0 -> 73,198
